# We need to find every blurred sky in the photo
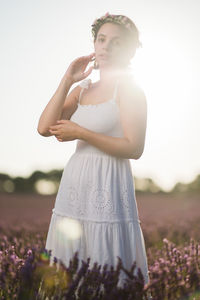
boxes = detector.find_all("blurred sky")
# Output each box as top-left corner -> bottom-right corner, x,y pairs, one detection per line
0,0 -> 200,192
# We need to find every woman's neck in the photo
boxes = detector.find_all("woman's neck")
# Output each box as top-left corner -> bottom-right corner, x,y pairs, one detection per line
99,66 -> 129,85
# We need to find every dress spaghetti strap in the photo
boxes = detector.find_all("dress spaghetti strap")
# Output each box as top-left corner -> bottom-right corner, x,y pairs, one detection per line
78,79 -> 91,104
78,88 -> 84,104
113,78 -> 120,104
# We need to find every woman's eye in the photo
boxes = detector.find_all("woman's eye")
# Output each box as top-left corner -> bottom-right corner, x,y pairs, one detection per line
98,38 -> 105,42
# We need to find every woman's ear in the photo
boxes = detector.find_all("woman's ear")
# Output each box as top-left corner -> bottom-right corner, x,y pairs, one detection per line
93,59 -> 99,69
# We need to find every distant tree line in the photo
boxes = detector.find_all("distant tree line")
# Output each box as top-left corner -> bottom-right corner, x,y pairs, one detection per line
0,170 -> 199,195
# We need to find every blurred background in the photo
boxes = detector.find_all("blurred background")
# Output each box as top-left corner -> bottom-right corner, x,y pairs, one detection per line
0,0 -> 200,231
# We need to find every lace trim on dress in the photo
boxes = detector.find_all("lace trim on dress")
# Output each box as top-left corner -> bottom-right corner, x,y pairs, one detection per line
52,208 -> 141,224
78,78 -> 119,107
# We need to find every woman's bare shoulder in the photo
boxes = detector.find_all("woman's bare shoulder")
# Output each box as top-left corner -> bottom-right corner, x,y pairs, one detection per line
119,74 -> 146,105
72,78 -> 91,99
120,73 -> 144,90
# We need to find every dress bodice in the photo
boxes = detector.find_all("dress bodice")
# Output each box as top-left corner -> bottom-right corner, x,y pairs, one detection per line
70,78 -> 124,155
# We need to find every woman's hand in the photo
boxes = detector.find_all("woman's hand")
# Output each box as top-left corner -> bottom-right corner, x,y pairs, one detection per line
48,120 -> 82,142
64,52 -> 95,84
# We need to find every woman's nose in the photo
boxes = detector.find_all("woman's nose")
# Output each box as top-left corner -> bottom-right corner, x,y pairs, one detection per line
103,41 -> 112,51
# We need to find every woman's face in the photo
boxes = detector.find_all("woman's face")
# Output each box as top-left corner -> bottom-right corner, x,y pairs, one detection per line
94,22 -> 132,70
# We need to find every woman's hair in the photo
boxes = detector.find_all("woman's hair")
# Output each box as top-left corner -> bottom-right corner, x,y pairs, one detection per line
91,12 -> 142,53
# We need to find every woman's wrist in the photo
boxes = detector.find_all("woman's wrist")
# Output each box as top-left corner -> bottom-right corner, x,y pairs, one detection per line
62,74 -> 74,86
76,125 -> 86,140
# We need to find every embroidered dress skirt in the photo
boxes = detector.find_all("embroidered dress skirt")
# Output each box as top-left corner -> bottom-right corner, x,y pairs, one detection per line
45,145 -> 150,287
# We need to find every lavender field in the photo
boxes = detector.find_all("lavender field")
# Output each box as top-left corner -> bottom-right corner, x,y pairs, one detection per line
0,191 -> 200,299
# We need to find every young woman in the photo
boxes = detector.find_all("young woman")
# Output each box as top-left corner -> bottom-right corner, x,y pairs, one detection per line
37,12 -> 150,289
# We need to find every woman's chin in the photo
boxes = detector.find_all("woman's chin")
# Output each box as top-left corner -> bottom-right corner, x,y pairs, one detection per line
99,62 -> 126,71
99,61 -> 117,70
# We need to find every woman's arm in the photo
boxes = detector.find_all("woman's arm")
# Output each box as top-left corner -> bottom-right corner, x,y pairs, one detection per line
78,80 -> 147,159
37,75 -> 74,136
37,53 -> 94,137
79,129 -> 139,159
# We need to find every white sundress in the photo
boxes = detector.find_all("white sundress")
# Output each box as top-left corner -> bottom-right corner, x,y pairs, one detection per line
45,77 -> 150,288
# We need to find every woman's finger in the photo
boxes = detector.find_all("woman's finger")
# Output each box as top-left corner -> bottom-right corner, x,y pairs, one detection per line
49,125 -> 61,131
82,66 -> 93,78
49,124 -> 61,128
57,120 -> 66,123
57,137 -> 63,142
78,54 -> 95,64
82,53 -> 95,59
49,129 -> 58,134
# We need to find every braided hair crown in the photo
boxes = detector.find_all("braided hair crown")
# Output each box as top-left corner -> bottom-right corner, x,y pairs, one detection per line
91,12 -> 142,49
